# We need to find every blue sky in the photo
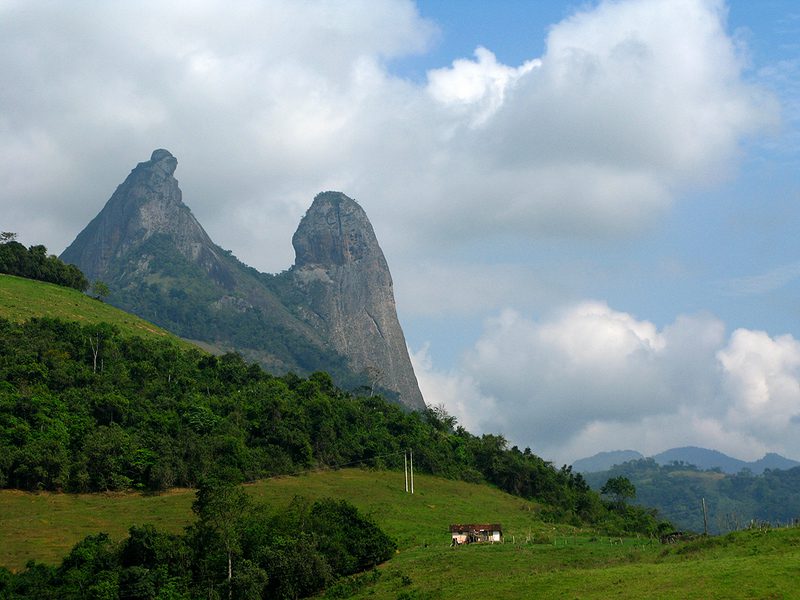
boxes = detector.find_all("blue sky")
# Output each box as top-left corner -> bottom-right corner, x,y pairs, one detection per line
400,0 -> 800,331
396,0 -> 800,367
2,0 -> 799,464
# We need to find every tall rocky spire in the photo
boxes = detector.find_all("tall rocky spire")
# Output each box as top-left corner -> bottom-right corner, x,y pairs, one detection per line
61,151 -> 425,410
291,191 -> 425,410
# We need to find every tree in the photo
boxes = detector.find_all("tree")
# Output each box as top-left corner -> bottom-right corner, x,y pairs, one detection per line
91,281 -> 111,301
424,403 -> 457,433
0,232 -> 16,242
190,478 -> 250,600
601,475 -> 636,507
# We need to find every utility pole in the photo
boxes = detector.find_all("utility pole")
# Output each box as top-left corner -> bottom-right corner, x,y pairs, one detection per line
702,498 -> 709,536
410,448 -> 414,495
404,451 -> 409,493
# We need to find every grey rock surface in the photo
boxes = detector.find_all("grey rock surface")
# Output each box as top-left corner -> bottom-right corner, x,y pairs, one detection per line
291,192 -> 425,410
61,149 -> 229,285
61,150 -> 425,410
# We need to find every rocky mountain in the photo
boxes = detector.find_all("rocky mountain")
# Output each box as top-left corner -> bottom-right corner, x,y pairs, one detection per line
61,149 -> 425,410
289,192 -> 425,410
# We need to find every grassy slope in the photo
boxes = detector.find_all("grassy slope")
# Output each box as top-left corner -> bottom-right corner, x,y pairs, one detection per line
0,274 -> 192,347
2,469 -> 799,599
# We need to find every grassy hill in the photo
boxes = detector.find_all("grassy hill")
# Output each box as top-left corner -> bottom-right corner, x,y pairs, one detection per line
2,469 -> 799,599
0,470 -> 557,570
0,274 -> 190,346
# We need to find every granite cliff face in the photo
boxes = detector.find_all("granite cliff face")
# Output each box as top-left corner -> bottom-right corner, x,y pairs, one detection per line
60,150 -> 425,410
290,192 -> 425,410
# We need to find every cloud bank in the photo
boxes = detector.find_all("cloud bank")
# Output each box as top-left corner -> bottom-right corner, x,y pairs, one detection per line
0,0 -> 775,273
413,303 -> 800,464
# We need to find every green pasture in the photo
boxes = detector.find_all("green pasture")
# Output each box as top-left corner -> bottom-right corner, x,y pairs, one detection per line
0,274 -> 189,346
2,468 -> 799,598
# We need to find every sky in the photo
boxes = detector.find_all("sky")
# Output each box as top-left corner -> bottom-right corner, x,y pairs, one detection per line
2,0 -> 800,465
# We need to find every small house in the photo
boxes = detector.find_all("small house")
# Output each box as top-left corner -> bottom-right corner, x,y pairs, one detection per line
449,523 -> 502,545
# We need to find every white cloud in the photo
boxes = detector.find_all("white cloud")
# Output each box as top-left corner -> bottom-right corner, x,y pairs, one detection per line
417,302 -> 800,465
427,47 -> 540,126
0,0 -> 777,268
410,343 -> 497,434
718,329 -> 800,437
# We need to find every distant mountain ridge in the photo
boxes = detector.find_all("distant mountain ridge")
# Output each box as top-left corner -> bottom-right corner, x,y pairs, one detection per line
570,450 -> 644,473
60,149 -> 425,410
573,446 -> 800,475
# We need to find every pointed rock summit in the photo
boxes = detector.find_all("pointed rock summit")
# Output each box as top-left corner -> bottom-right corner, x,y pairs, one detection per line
61,149 -> 231,287
291,192 -> 425,410
61,151 -> 425,410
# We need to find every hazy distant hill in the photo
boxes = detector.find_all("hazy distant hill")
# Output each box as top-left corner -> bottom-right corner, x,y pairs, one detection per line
61,150 -> 424,410
574,446 -> 799,475
571,450 -> 644,473
652,447 -> 799,475
584,458 -> 800,534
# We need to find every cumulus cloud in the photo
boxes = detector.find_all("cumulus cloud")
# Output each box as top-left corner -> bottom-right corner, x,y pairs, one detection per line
0,0 -> 776,271
427,47 -> 540,126
417,302 -> 800,465
410,343 -> 497,434
718,329 -> 800,438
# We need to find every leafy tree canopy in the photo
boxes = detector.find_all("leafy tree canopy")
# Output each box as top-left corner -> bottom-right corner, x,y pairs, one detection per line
0,316 -> 668,537
0,482 -> 394,600
0,240 -> 88,291
601,476 -> 637,506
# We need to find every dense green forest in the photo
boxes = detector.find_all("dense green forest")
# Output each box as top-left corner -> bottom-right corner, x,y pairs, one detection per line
0,478 -> 395,599
0,316 -> 666,536
0,239 -> 88,292
100,233 -> 372,394
584,459 -> 800,533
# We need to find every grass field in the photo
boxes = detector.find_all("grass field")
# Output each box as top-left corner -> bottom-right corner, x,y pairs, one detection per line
0,274 -> 190,346
2,469 -> 799,599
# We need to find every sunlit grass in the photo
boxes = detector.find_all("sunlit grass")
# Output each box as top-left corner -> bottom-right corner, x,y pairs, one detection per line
0,274 -> 191,346
3,468 -> 799,599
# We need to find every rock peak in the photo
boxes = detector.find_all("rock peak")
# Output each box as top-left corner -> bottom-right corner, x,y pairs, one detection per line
150,148 -> 173,161
290,190 -> 426,410
293,191 -> 377,268
60,149 -> 211,282
312,190 -> 354,207
147,148 -> 177,177
62,154 -> 426,412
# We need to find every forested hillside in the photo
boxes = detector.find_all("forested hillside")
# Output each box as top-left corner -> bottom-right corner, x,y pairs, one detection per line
585,459 -> 800,533
0,315 -> 666,536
